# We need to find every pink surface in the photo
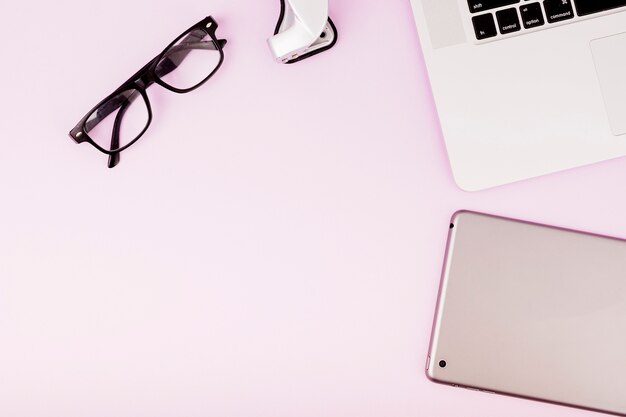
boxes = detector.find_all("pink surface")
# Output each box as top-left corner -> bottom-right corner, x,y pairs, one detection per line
0,1 -> 624,416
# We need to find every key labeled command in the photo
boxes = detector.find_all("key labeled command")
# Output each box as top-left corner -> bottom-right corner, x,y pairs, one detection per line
544,0 -> 575,23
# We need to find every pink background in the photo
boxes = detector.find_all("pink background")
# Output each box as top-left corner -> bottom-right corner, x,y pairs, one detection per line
1,0 -> 624,416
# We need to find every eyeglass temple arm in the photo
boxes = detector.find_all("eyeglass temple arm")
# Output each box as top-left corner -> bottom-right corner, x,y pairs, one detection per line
108,96 -> 135,168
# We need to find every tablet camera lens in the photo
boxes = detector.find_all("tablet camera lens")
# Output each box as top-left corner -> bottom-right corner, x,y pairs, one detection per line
439,360 -> 447,368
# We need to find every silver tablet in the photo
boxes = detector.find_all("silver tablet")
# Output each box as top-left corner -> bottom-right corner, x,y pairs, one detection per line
428,211 -> 626,416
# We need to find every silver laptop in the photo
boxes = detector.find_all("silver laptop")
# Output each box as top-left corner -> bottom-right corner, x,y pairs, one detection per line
429,211 -> 626,415
409,0 -> 626,191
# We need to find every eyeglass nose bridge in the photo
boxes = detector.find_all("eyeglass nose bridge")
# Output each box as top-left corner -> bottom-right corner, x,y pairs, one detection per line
134,75 -> 151,91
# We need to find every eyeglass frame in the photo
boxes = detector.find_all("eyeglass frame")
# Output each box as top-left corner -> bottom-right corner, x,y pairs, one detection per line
69,16 -> 226,167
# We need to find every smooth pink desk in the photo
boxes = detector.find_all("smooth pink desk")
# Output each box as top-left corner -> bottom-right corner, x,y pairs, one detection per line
0,1 -> 623,416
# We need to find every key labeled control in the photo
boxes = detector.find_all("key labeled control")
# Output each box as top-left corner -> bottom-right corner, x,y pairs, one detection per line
496,8 -> 521,34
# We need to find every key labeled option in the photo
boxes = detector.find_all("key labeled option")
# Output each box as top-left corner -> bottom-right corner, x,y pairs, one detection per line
520,3 -> 545,28
472,13 -> 498,39
544,0 -> 575,23
496,8 -> 521,34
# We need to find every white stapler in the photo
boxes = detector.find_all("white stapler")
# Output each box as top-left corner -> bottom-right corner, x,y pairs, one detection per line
268,0 -> 338,64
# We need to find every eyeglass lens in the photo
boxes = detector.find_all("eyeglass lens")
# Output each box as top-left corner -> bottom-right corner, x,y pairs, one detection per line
85,89 -> 150,152
155,29 -> 222,91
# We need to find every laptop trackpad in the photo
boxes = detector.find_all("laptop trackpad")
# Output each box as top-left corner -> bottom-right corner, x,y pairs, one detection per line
591,33 -> 626,136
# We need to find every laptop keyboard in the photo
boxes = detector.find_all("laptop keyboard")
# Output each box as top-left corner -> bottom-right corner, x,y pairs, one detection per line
470,0 -> 626,40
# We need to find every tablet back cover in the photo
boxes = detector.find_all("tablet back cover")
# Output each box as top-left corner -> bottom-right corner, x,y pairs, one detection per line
428,211 -> 626,415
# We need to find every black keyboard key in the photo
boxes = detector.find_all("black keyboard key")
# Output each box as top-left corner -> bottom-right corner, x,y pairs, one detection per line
496,8 -> 522,34
467,0 -> 520,14
520,3 -> 545,28
472,13 -> 498,39
543,0 -> 575,23
573,0 -> 626,17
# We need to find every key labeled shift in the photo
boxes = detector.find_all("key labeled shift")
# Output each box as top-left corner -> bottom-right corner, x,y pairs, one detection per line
467,0 -> 520,13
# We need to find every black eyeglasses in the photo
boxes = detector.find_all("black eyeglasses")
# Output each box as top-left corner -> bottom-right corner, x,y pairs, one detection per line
69,16 -> 226,168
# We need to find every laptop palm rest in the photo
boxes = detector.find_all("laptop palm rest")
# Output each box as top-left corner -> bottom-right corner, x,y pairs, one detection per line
591,32 -> 626,136
421,0 -> 466,49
